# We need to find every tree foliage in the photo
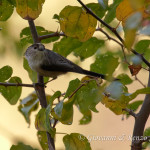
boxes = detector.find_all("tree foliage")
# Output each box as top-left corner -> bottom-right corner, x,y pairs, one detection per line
0,0 -> 150,150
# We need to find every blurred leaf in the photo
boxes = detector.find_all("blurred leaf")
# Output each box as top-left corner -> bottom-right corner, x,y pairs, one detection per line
0,76 -> 22,105
139,25 -> 150,35
90,52 -> 119,76
63,133 -> 91,150
104,0 -> 122,24
98,0 -> 108,9
117,73 -> 133,85
65,78 -> 81,98
23,58 -> 37,83
54,100 -> 63,118
10,142 -> 38,150
126,100 -> 143,118
16,0 -> 45,20
105,81 -> 124,99
73,38 -> 105,60
128,64 -> 142,76
20,26 -> 59,45
37,131 -> 48,150
74,80 -> 102,114
86,3 -> 106,18
0,0 -> 14,21
53,37 -> 81,57
59,6 -> 97,42
143,127 -> 150,149
35,107 -> 56,138
0,65 -> 13,82
52,98 -> 74,125
53,13 -> 59,20
79,110 -> 92,125
6,0 -> 16,6
18,92 -> 39,125
48,91 -> 61,108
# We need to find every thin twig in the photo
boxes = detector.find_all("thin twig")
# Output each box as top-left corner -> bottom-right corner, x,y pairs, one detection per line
77,0 -> 150,68
135,75 -> 146,88
0,82 -> 34,87
39,32 -> 65,41
123,108 -> 137,118
53,119 -> 58,128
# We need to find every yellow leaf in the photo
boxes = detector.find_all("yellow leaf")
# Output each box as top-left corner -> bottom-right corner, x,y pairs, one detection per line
124,29 -> 136,50
59,6 -> 97,42
16,0 -> 45,20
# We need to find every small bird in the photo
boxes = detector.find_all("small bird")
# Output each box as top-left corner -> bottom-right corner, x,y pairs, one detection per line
24,43 -> 106,80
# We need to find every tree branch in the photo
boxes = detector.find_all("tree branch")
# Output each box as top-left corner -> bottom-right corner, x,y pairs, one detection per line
123,108 -> 137,119
0,82 -> 34,87
39,32 -> 65,41
28,20 -> 55,150
77,0 -> 150,68
131,72 -> 150,150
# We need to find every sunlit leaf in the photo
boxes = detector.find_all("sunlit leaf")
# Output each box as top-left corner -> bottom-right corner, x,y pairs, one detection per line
0,65 -> 12,82
10,142 -> 38,150
59,6 -> 97,42
35,107 -> 56,138
63,133 -> 91,150
117,73 -> 133,85
54,100 -> 63,118
18,92 -> 39,125
90,52 -> 119,76
0,0 -> 14,21
0,76 -> 22,105
37,131 -> 48,150
16,0 -> 45,20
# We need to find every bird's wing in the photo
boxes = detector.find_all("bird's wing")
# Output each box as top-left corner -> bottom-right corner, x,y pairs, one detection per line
41,49 -> 82,72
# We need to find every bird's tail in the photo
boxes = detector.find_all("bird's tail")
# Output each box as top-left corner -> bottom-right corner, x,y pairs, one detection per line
82,69 -> 106,79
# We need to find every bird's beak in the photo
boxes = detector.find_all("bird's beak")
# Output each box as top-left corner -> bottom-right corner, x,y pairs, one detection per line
39,44 -> 45,51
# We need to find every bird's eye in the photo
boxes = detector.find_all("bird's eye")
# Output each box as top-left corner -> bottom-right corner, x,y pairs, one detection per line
34,46 -> 37,49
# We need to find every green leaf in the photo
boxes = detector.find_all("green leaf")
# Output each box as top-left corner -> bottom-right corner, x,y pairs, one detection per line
16,0 -> 45,20
23,58 -> 37,83
6,0 -> 16,6
117,73 -> 133,85
10,142 -> 38,150
37,131 -> 48,150
53,13 -> 59,20
59,5 -> 97,42
86,3 -> 106,18
73,37 -> 105,60
63,133 -> 91,150
0,0 -> 14,21
48,91 -> 61,108
0,76 -> 22,105
52,98 -> 74,125
90,52 -> 119,76
54,100 -> 63,118
74,80 -> 102,113
0,65 -> 13,82
35,107 -> 56,138
20,26 -> 59,45
104,0 -> 123,24
143,127 -> 150,149
126,100 -> 143,118
65,78 -> 80,98
18,92 -> 39,125
53,37 -> 82,57
79,110 -> 92,125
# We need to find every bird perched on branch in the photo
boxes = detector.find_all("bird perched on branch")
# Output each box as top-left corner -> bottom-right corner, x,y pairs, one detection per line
24,43 -> 106,80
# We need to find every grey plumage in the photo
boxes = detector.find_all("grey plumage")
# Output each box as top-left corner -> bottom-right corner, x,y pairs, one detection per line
25,43 -> 106,79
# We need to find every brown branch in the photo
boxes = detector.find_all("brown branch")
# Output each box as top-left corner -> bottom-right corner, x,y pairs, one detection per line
0,82 -> 34,87
28,20 -> 55,150
77,0 -> 150,68
39,32 -> 65,41
123,108 -> 137,118
135,75 -> 146,88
